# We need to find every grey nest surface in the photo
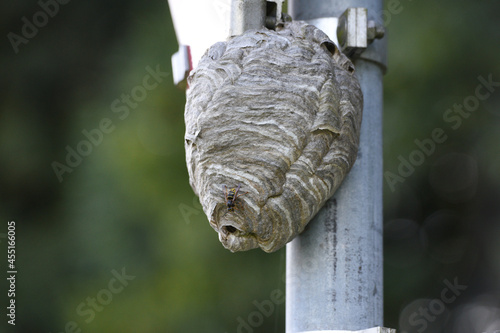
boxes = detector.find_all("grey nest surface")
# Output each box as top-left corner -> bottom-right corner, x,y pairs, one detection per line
184,21 -> 363,252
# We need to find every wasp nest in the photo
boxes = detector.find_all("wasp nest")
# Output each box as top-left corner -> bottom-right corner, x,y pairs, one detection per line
184,21 -> 363,252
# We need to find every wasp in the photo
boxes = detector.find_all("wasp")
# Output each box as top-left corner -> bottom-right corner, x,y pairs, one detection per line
223,184 -> 248,213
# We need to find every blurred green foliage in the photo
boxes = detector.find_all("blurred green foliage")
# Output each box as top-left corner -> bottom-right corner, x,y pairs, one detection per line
0,0 -> 499,332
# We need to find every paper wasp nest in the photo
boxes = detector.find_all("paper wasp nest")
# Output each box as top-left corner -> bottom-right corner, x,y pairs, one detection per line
184,21 -> 363,252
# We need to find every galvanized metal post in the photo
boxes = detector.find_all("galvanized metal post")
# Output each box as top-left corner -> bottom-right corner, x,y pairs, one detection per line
229,0 -> 266,36
286,0 -> 387,332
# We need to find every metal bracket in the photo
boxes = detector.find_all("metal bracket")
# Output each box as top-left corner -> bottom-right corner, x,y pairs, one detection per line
307,8 -> 387,72
170,3 -> 388,88
171,45 -> 192,89
230,0 -> 290,36
171,0 -> 291,89
299,327 -> 396,333
265,0 -> 292,29
337,7 -> 385,59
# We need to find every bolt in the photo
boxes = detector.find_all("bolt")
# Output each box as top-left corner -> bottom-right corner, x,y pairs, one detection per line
367,20 -> 385,43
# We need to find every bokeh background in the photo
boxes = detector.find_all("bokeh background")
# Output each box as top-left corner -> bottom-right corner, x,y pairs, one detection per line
1,0 -> 499,332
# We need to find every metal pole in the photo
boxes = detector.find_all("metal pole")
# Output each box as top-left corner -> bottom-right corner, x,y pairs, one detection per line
230,0 -> 266,36
286,0 -> 386,332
